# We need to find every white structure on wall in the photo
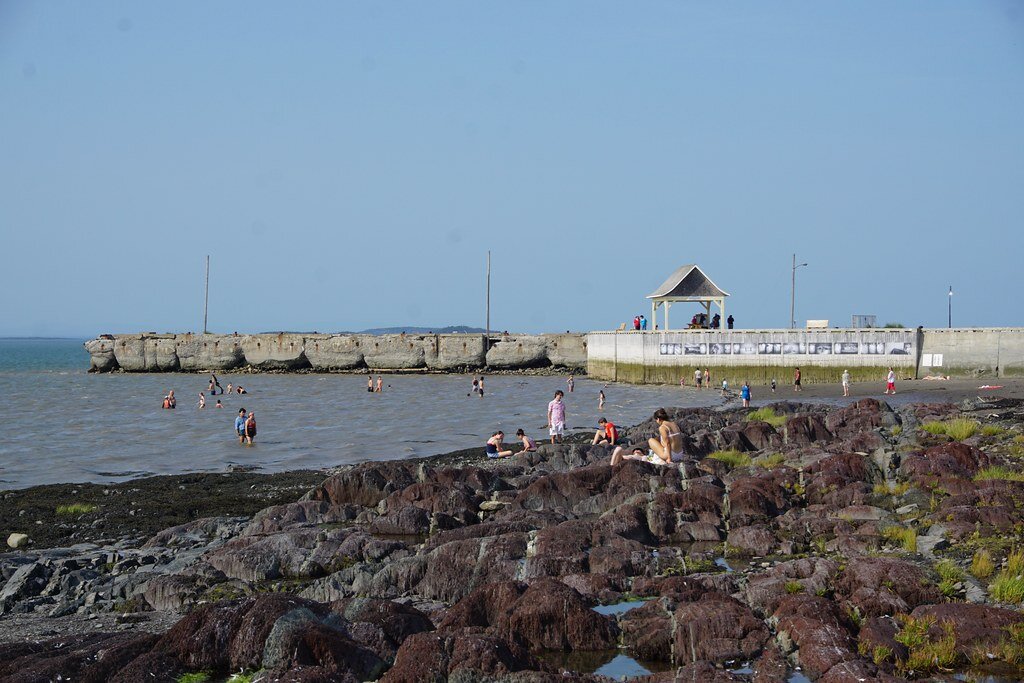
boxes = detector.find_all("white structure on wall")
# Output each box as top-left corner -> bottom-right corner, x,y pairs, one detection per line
647,264 -> 729,330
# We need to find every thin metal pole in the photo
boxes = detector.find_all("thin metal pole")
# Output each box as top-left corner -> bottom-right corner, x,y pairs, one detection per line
790,254 -> 795,329
948,286 -> 952,328
486,250 -> 491,344
203,255 -> 210,334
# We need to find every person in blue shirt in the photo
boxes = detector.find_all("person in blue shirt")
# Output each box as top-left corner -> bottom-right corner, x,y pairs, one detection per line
639,315 -> 648,330
234,408 -> 247,445
741,381 -> 751,408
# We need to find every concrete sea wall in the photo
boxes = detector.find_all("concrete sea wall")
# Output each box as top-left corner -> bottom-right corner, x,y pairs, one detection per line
587,327 -> 1024,384
84,333 -> 587,373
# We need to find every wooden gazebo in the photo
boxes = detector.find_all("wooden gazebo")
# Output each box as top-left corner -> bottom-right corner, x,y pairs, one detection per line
647,264 -> 730,330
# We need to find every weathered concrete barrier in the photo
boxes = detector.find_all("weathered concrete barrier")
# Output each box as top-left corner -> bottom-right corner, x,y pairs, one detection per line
587,327 -> 1024,384
85,333 -> 586,373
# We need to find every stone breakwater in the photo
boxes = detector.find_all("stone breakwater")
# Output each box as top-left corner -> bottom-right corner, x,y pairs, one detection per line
3,397 -> 1024,681
84,332 -> 587,373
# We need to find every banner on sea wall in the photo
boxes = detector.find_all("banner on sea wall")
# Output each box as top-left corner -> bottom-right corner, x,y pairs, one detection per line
656,336 -> 914,357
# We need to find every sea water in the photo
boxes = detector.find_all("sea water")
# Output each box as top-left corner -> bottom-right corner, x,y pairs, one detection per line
0,339 -> 717,489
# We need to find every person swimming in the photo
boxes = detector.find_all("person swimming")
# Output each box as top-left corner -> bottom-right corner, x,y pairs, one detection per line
197,392 -> 206,409
162,390 -> 176,409
215,399 -> 223,409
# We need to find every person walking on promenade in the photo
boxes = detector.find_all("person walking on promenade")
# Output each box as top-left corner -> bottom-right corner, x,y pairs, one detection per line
885,367 -> 896,395
235,408 -> 247,445
793,367 -> 802,392
842,369 -> 851,397
547,390 -> 566,444
244,411 -> 257,445
694,368 -> 703,389
741,381 -> 751,408
727,315 -> 735,330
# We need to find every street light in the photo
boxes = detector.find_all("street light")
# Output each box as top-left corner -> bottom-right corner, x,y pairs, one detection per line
790,254 -> 808,329
948,286 -> 953,329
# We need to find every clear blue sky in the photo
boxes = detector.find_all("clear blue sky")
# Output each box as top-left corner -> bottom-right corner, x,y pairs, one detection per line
1,1 -> 1022,336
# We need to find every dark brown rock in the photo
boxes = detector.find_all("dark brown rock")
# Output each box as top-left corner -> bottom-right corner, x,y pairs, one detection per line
835,557 -> 939,619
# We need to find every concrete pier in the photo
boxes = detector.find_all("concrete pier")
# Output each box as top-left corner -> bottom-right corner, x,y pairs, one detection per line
84,332 -> 587,373
587,327 -> 1024,384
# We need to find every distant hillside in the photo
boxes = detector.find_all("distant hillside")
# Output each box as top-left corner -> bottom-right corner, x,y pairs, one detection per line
359,325 -> 487,335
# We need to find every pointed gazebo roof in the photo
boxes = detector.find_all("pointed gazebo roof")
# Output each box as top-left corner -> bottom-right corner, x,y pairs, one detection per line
647,264 -> 730,300
646,264 -> 729,330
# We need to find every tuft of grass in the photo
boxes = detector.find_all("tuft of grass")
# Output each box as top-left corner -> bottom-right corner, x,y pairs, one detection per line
177,675 -> 211,683
755,453 -> 786,469
707,449 -> 751,469
872,645 -> 893,666
990,572 -> 1024,604
226,673 -> 259,683
1007,548 -> 1024,575
881,526 -> 918,553
975,466 -> 1024,483
890,425 -> 903,437
936,560 -> 964,598
873,481 -> 911,496
745,407 -> 787,428
972,550 -> 996,579
921,418 -> 980,441
982,425 -> 1007,437
784,581 -> 804,594
900,619 -> 958,675
56,503 -> 97,516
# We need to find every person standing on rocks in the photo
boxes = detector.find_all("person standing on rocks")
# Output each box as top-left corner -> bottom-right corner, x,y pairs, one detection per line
234,408 -> 246,444
547,390 -> 566,444
885,367 -> 896,395
842,369 -> 851,397
793,367 -> 802,392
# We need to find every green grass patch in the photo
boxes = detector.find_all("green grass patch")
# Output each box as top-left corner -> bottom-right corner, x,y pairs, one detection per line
975,466 -> 1024,483
56,503 -> 97,516
896,617 -> 958,675
1007,548 -> 1024,575
990,572 -> 1024,604
873,481 -> 911,496
890,425 -> 903,437
707,449 -> 751,469
754,453 -> 786,469
936,561 -> 964,598
921,418 -> 980,440
972,550 -> 996,579
746,407 -> 788,428
177,674 -> 211,683
881,526 -> 918,552
982,425 -> 1007,437
226,673 -> 260,683
784,581 -> 804,594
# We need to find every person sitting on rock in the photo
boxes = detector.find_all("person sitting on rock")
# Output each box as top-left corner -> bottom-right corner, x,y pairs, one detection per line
592,417 -> 618,446
485,431 -> 513,459
610,409 -> 684,466
515,429 -> 537,453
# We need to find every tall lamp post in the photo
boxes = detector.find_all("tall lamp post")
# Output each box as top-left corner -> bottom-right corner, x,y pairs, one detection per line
948,286 -> 953,329
790,254 -> 808,329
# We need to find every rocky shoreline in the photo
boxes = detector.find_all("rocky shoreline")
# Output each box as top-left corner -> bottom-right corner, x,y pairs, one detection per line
3,396 -> 1024,681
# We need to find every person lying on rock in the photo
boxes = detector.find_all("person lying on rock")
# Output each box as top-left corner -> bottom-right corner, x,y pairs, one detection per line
485,431 -> 513,459
610,408 -> 684,466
